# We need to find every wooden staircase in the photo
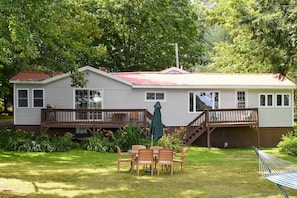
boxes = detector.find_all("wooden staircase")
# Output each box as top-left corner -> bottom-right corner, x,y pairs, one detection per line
183,108 -> 259,147
184,111 -> 207,145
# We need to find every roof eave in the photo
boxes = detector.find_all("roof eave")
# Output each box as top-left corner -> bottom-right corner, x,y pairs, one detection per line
81,66 -> 133,86
9,66 -> 133,86
132,85 -> 296,89
9,80 -> 46,84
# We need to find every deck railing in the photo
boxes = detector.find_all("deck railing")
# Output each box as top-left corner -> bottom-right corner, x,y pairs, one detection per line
206,108 -> 258,124
41,109 -> 152,133
184,108 -> 259,146
187,108 -> 258,127
41,108 -> 259,144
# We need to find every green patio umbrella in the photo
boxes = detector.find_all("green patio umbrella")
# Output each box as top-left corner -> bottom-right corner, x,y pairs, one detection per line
149,101 -> 164,146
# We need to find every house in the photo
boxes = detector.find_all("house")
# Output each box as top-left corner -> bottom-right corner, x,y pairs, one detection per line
9,66 -> 296,147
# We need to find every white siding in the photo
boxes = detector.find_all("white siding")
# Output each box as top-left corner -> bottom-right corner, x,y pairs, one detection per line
255,89 -> 293,127
13,69 -> 295,128
220,90 -> 236,109
14,84 -> 46,125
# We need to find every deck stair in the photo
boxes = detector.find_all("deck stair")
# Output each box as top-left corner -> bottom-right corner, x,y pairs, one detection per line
184,112 -> 207,145
183,108 -> 259,147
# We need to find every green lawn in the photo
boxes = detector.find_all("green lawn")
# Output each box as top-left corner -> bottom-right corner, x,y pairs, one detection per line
0,147 -> 297,198
0,115 -> 13,120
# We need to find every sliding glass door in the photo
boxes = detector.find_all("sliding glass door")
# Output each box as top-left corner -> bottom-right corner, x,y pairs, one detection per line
75,89 -> 102,120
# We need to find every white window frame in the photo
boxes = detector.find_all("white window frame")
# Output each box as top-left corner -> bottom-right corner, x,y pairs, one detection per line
188,91 -> 220,113
275,93 -> 290,107
17,89 -> 29,108
145,91 -> 166,101
259,93 -> 274,107
32,89 -> 45,108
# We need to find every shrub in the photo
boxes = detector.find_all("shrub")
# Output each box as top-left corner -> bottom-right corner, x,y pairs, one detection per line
277,128 -> 297,156
83,132 -> 110,152
116,122 -> 150,151
0,129 -> 77,152
50,132 -> 78,152
157,127 -> 184,151
83,123 -> 151,152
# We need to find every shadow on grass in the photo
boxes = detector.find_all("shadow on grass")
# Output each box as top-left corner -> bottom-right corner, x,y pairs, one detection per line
0,147 -> 296,197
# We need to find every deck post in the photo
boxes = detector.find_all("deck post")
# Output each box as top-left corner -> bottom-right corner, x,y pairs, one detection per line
256,109 -> 260,147
257,125 -> 260,148
205,110 -> 211,148
207,125 -> 211,148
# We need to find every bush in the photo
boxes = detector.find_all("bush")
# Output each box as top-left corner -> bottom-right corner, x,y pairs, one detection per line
83,131 -> 114,152
0,124 -> 185,153
116,122 -> 150,151
83,123 -> 151,152
157,127 -> 184,152
277,128 -> 297,156
0,129 -> 77,152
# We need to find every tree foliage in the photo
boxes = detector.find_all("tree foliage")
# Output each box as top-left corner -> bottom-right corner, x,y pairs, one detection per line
206,0 -> 297,76
95,0 -> 202,71
0,0 -> 203,110
0,0 -> 103,72
0,0 -> 104,108
243,0 -> 297,76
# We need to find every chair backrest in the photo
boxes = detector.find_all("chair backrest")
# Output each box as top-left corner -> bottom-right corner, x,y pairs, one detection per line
180,147 -> 187,160
158,149 -> 174,162
138,149 -> 154,162
132,145 -> 146,150
116,146 -> 121,157
150,146 -> 164,150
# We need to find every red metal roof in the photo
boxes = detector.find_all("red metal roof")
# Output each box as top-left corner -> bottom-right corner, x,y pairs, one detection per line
112,72 -> 179,85
112,67 -> 187,85
10,71 -> 62,81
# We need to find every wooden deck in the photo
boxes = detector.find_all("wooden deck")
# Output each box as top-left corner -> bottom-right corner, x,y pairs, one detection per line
41,109 -> 152,134
41,108 -> 259,147
184,108 -> 259,147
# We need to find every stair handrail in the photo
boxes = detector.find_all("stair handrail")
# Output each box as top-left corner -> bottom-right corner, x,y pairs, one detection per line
185,110 -> 207,140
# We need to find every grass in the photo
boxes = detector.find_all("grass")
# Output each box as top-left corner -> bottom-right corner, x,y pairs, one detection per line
1,147 -> 297,198
0,116 -> 13,121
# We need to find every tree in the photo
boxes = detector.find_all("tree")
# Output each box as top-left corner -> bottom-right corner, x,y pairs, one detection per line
0,0 -> 105,110
205,0 -> 297,77
95,0 -> 202,71
240,0 -> 297,76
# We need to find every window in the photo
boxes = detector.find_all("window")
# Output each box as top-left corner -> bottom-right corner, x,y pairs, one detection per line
76,128 -> 88,134
189,91 -> 219,112
276,94 -> 290,107
75,89 -> 102,120
17,89 -> 28,108
33,89 -> 44,107
259,94 -> 273,107
145,92 -> 165,101
237,91 -> 246,108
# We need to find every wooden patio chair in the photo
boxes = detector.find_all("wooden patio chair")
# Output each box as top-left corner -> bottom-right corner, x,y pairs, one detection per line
116,146 -> 133,172
136,149 -> 154,176
150,146 -> 164,150
150,146 -> 164,169
173,147 -> 187,173
132,145 -> 146,150
157,149 -> 174,175
131,145 -> 147,169
150,146 -> 164,157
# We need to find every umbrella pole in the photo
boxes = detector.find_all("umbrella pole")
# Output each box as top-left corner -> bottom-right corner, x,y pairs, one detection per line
151,135 -> 154,147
